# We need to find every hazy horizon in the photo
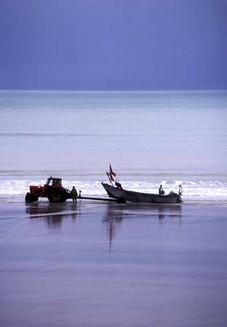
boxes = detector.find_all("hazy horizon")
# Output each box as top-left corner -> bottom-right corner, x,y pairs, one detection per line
1,89 -> 227,92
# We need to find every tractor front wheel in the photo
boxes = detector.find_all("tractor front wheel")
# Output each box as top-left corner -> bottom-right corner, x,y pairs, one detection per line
25,192 -> 38,203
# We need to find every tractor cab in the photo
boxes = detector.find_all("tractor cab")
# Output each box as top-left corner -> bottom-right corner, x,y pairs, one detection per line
46,177 -> 62,187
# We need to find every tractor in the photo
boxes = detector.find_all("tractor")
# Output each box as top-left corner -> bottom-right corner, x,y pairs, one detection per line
25,177 -> 72,203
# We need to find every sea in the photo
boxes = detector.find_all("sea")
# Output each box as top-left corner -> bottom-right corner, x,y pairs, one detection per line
0,90 -> 227,204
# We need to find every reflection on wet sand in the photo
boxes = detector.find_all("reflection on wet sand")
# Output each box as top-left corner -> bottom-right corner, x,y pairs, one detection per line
25,202 -> 79,228
25,201 -> 181,245
103,203 -> 182,250
157,204 -> 182,220
102,202 -> 182,222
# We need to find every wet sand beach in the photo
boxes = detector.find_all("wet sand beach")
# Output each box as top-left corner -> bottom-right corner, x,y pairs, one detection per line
0,201 -> 227,327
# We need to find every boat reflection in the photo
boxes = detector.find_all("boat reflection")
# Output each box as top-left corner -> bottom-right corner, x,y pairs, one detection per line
103,202 -> 182,250
25,202 -> 79,228
156,204 -> 182,220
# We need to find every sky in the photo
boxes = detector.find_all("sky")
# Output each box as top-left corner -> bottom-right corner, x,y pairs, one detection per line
0,0 -> 227,90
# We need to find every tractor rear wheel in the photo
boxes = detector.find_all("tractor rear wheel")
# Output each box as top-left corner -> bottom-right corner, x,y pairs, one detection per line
48,190 -> 67,203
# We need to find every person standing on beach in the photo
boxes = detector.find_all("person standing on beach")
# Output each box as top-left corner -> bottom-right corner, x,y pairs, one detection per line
159,184 -> 165,195
70,186 -> 78,203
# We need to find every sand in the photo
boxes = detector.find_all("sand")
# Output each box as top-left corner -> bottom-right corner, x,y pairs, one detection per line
0,200 -> 227,327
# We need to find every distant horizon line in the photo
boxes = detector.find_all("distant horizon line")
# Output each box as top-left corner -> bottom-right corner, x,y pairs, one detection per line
0,89 -> 227,93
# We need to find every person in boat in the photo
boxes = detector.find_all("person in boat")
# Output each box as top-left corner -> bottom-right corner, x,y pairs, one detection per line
178,184 -> 183,195
159,184 -> 165,195
115,181 -> 122,189
70,186 -> 78,203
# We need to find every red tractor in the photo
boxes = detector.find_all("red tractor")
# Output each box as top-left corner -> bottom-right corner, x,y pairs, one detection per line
25,177 -> 72,203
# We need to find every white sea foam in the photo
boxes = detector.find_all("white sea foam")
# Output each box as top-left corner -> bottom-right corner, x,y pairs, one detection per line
0,179 -> 227,203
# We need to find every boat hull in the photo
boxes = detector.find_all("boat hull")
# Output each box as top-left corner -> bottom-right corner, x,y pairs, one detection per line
102,183 -> 182,204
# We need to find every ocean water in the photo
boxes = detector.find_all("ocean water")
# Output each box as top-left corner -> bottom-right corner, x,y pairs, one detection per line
0,90 -> 227,203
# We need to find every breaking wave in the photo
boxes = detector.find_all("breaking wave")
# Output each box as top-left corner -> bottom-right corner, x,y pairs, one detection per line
0,178 -> 227,203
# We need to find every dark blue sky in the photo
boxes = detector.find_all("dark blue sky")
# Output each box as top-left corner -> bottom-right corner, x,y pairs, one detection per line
0,0 -> 227,90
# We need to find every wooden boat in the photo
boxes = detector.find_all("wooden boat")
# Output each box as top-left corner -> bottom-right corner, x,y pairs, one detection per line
102,182 -> 182,204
